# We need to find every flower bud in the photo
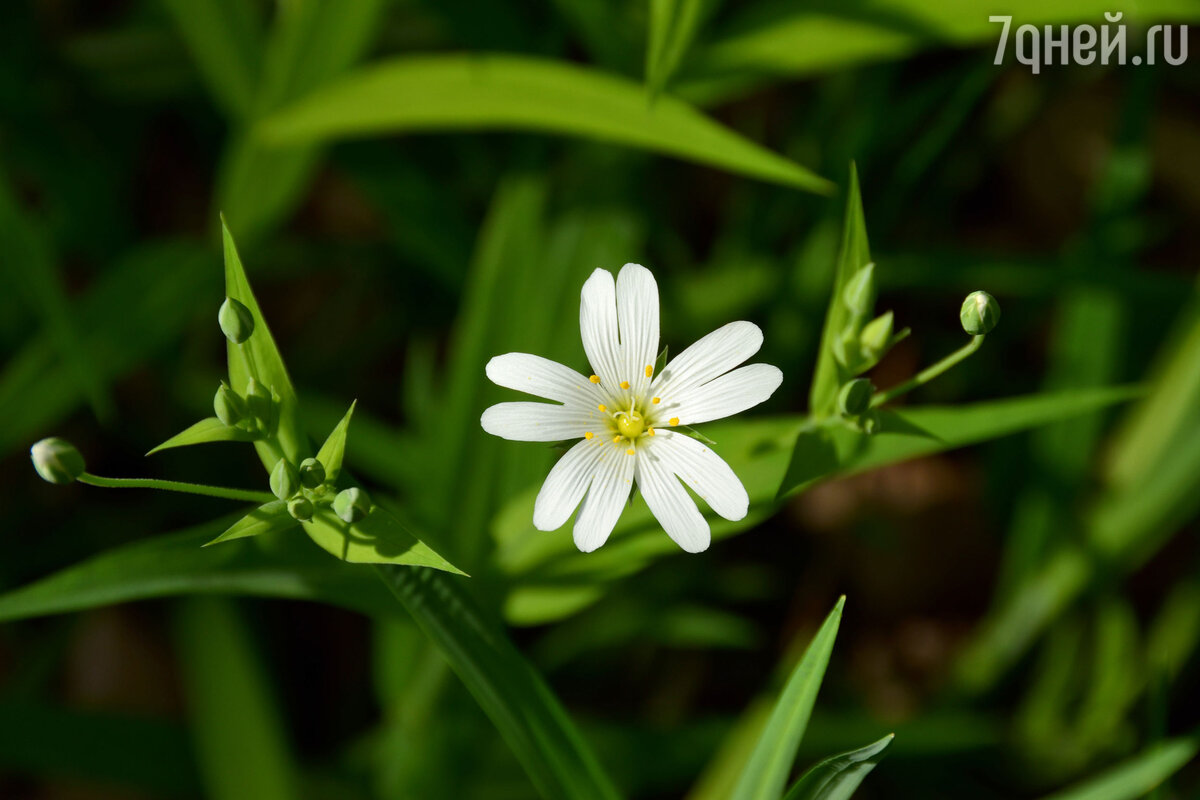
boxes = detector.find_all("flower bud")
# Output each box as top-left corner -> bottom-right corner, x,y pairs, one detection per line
287,496 -> 314,521
218,297 -> 255,344
31,437 -> 85,484
333,487 -> 371,523
859,311 -> 894,357
837,378 -> 874,417
960,291 -> 1000,336
245,378 -> 276,431
213,382 -> 245,427
841,263 -> 876,318
298,457 -> 326,489
270,458 -> 300,500
861,411 -> 881,435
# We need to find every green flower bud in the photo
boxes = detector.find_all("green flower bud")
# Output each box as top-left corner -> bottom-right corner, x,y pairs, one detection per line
218,297 -> 255,344
213,382 -> 245,427
837,378 -> 874,417
960,291 -> 1000,336
287,496 -> 314,521
270,458 -> 300,500
831,326 -> 862,370
861,411 -> 881,435
245,378 -> 277,431
298,458 -> 326,489
30,437 -> 85,485
333,487 -> 371,524
841,263 -> 876,318
860,311 -> 894,357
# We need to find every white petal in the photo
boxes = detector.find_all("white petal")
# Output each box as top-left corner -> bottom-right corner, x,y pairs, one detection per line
636,445 -> 710,553
645,431 -> 748,521
666,364 -> 782,426
572,443 -> 636,552
486,353 -> 603,406
615,263 -> 659,397
533,439 -> 605,531
480,402 -> 603,442
580,268 -> 622,388
654,321 -> 763,399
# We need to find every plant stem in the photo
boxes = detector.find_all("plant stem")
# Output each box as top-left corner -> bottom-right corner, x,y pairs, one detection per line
871,335 -> 985,408
77,473 -> 274,504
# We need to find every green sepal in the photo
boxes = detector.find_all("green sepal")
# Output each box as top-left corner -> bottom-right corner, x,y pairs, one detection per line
677,425 -> 717,446
653,345 -> 669,379
205,500 -> 299,546
315,400 -> 356,484
147,418 -> 259,456
270,459 -> 300,500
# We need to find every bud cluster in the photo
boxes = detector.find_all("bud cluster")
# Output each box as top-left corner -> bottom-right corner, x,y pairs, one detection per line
832,264 -> 907,376
269,455 -> 370,524
213,378 -> 279,436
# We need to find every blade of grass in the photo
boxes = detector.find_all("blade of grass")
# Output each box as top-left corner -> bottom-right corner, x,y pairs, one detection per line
781,733 -> 893,800
1037,736 -> 1198,800
159,0 -> 262,119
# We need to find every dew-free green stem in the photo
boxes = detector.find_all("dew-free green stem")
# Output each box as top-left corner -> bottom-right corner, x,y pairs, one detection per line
871,335 -> 985,408
77,473 -> 274,504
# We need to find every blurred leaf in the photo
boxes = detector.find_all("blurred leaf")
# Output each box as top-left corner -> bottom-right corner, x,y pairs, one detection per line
259,54 -> 832,193
0,524 -> 403,624
174,597 -> 297,800
375,565 -> 622,800
147,416 -> 260,454
809,163 -> 870,416
647,0 -> 710,96
731,596 -> 844,800
302,507 -> 466,574
782,733 -> 893,800
780,385 -> 1141,499
207,500 -> 297,546
221,216 -> 307,467
1147,579 -> 1200,680
1037,737 -> 1198,800
159,0 -> 262,119
316,400 -> 356,482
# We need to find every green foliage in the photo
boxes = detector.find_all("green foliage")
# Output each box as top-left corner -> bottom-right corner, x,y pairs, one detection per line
782,734 -> 894,800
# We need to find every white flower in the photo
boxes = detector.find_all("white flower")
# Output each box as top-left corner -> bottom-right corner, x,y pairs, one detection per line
481,263 -> 783,553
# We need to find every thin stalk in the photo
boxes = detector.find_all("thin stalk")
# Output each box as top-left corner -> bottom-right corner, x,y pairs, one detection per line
871,335 -> 985,408
78,473 -> 273,504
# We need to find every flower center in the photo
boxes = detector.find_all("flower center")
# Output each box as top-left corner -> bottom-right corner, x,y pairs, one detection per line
615,409 -> 645,440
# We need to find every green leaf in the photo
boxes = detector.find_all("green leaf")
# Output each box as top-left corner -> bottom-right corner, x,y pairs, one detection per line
731,596 -> 844,800
315,400 -> 356,482
173,597 -> 297,800
374,564 -> 621,800
258,54 -> 831,194
159,0 -> 262,119
206,501 -> 297,546
147,417 -> 259,455
220,216 -> 307,468
301,507 -> 465,574
0,523 -> 403,624
782,734 -> 894,800
646,0 -> 708,96
780,385 -> 1142,499
809,163 -> 870,416
1037,737 -> 1198,800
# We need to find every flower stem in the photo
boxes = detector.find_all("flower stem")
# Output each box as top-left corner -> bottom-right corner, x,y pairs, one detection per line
871,335 -> 985,408
77,473 -> 274,504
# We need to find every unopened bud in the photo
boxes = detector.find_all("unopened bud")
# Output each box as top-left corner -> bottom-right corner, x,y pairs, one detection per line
861,411 -> 881,435
860,311 -> 894,357
245,378 -> 276,431
960,291 -> 1000,336
31,437 -> 85,484
841,263 -> 876,318
270,458 -> 300,500
333,487 -> 371,523
837,378 -> 874,417
218,297 -> 255,344
298,458 -> 325,489
287,496 -> 314,521
213,383 -> 245,427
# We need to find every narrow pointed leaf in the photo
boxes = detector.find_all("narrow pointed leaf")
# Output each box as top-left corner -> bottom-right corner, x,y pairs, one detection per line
315,400 -> 356,482
148,417 -> 259,455
301,507 -> 465,574
782,734 -> 893,800
1038,736 -> 1198,800
259,55 -> 832,193
374,564 -> 621,800
206,501 -> 297,546
160,0 -> 262,119
646,0 -> 707,96
731,596 -> 844,800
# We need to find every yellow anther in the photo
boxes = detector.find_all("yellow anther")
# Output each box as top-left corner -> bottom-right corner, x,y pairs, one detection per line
589,374 -> 600,383
626,448 -> 635,455
598,404 -> 607,412
645,365 -> 653,377
620,380 -> 630,389
652,397 -> 661,404
647,427 -> 655,436
613,435 -> 622,443
584,431 -> 593,440
669,417 -> 679,426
